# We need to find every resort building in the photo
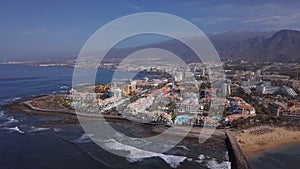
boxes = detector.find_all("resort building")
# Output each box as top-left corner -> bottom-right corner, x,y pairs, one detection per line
174,115 -> 195,125
282,86 -> 298,98
228,97 -> 256,115
237,104 -> 256,115
126,96 -> 154,115
224,114 -> 255,124
110,87 -> 122,99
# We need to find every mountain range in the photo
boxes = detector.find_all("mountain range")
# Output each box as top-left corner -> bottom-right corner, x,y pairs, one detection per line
105,29 -> 300,63
4,29 -> 299,63
212,29 -> 300,62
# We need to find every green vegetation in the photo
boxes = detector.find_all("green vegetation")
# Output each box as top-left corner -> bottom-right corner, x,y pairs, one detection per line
166,102 -> 175,113
129,92 -> 139,103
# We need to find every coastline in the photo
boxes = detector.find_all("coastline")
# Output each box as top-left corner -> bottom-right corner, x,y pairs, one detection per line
225,130 -> 252,169
3,95 -> 225,139
3,94 -> 231,146
235,126 -> 300,158
3,95 -> 79,125
3,94 -> 132,125
9,95 -> 300,169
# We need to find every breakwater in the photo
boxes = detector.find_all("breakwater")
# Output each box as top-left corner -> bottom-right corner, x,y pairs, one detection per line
225,130 -> 251,169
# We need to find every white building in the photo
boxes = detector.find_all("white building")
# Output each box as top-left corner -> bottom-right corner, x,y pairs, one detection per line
130,80 -> 137,89
282,86 -> 298,98
175,71 -> 183,81
184,71 -> 194,78
110,87 -> 122,99
237,104 -> 256,115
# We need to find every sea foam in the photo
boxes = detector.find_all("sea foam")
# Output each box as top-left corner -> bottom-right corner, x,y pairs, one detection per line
0,116 -> 19,127
73,133 -> 94,143
60,86 -> 69,89
206,159 -> 231,169
13,97 -> 21,101
195,154 -> 206,164
175,145 -> 190,151
4,126 -> 24,134
102,138 -> 187,168
53,128 -> 63,132
27,126 -> 50,132
0,111 -> 5,118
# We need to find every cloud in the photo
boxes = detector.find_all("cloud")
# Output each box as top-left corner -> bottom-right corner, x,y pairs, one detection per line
233,3 -> 300,24
186,1 -> 300,30
120,0 -> 142,11
242,13 -> 300,26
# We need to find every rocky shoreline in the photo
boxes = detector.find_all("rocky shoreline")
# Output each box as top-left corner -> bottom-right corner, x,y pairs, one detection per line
3,94 -> 253,169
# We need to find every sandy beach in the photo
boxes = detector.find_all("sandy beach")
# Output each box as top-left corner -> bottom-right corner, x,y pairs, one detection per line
235,126 -> 300,158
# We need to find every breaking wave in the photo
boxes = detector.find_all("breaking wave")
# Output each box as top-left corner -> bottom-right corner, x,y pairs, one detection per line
206,158 -> 231,169
175,145 -> 190,151
0,111 -> 5,118
195,154 -> 206,164
59,90 -> 68,93
53,128 -> 63,132
73,133 -> 94,143
27,126 -> 50,132
3,97 -> 22,104
102,138 -> 187,168
60,86 -> 69,89
3,126 -> 24,134
0,116 -> 19,127
13,97 -> 22,101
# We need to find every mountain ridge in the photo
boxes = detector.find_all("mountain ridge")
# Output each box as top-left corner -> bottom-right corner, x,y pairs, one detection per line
105,29 -> 300,63
227,29 -> 300,62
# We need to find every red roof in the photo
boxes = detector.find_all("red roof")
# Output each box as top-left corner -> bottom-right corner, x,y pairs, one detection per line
238,104 -> 254,110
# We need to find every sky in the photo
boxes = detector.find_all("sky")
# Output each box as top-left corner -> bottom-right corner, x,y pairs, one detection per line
0,0 -> 300,60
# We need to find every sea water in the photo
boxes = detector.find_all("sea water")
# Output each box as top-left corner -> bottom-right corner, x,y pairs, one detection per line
249,144 -> 300,169
0,64 -> 230,169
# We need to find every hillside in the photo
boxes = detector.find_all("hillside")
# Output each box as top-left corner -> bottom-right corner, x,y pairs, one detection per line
228,29 -> 300,62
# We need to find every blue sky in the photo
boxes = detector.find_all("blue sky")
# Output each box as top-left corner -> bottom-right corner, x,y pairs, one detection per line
1,0 -> 300,60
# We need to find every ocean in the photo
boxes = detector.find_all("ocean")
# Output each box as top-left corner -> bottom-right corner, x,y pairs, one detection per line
0,64 -> 230,169
249,144 -> 300,169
